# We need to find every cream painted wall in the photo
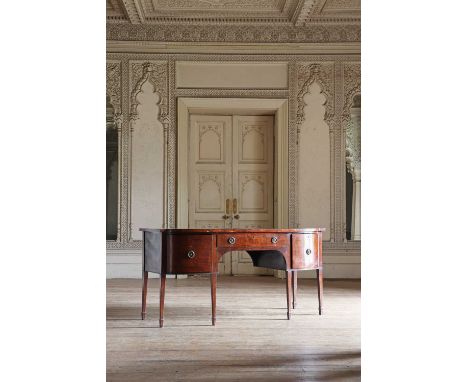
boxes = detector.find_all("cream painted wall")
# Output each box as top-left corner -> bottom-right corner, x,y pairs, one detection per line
130,80 -> 164,240
298,82 -> 331,240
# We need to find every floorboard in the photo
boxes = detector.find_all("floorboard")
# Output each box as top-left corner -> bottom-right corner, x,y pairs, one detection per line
107,276 -> 361,381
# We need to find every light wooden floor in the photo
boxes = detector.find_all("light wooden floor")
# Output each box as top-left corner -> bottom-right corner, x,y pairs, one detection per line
107,276 -> 360,381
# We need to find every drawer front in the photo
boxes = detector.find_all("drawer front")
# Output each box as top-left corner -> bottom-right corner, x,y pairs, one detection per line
167,234 -> 212,274
292,233 -> 319,269
217,233 -> 289,249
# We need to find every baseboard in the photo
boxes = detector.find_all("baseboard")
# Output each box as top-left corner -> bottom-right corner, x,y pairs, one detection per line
107,249 -> 361,279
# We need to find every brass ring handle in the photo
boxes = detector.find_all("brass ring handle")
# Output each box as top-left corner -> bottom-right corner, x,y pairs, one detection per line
187,250 -> 196,259
228,237 -> 236,245
306,249 -> 312,255
271,236 -> 278,244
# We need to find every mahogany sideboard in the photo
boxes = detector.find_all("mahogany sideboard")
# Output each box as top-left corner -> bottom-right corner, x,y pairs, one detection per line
140,228 -> 325,327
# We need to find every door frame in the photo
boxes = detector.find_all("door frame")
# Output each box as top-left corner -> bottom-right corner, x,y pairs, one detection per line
177,97 -> 289,230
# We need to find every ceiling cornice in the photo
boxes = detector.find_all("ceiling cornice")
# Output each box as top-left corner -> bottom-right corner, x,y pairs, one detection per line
109,0 -> 360,25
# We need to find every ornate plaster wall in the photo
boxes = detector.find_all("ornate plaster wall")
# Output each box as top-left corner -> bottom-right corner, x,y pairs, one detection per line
106,50 -> 360,278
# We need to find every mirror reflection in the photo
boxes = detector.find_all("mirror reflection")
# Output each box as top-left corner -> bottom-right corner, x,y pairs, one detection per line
345,95 -> 361,241
106,95 -> 119,240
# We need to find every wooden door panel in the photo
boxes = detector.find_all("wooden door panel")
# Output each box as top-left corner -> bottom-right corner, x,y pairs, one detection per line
232,116 -> 274,275
189,115 -> 232,275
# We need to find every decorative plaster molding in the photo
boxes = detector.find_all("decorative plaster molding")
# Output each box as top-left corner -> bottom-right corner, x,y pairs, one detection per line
106,41 -> 361,55
106,23 -> 360,43
296,61 -> 335,134
129,61 -> 169,122
342,62 -> 360,119
121,0 -> 144,24
106,61 -> 122,117
293,0 -> 319,26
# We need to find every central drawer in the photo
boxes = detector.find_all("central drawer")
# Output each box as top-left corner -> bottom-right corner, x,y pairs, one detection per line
167,234 -> 212,274
217,233 -> 289,249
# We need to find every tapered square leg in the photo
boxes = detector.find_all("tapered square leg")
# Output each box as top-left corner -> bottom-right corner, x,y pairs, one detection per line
316,268 -> 323,315
292,271 -> 298,309
141,271 -> 148,320
210,273 -> 217,326
159,273 -> 166,327
286,270 -> 292,320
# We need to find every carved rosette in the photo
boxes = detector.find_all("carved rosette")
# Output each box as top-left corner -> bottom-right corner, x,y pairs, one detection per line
296,62 -> 335,134
106,61 -> 122,128
129,61 -> 169,125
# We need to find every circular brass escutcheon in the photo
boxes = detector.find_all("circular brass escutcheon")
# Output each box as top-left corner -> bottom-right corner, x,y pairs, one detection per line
187,250 -> 196,259
306,248 -> 312,255
271,236 -> 278,244
228,237 -> 236,244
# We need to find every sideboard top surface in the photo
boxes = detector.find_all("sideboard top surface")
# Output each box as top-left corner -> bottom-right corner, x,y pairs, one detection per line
140,228 -> 325,234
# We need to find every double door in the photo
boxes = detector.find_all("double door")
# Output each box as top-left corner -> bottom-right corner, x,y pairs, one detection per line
188,115 -> 274,275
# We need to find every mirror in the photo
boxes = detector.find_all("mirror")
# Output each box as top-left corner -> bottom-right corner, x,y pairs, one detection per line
345,94 -> 361,241
106,95 -> 119,240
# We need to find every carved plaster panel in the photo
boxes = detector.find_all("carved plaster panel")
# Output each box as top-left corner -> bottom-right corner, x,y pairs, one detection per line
342,62 -> 361,120
296,61 -> 335,133
106,60 -> 122,119
129,61 -> 168,122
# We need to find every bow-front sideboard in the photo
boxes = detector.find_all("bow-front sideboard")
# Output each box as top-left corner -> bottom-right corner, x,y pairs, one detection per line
140,228 -> 325,327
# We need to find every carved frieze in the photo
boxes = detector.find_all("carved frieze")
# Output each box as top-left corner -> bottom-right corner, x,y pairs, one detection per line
107,23 -> 360,43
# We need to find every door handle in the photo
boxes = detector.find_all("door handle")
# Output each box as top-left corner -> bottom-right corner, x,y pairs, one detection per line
223,199 -> 232,220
